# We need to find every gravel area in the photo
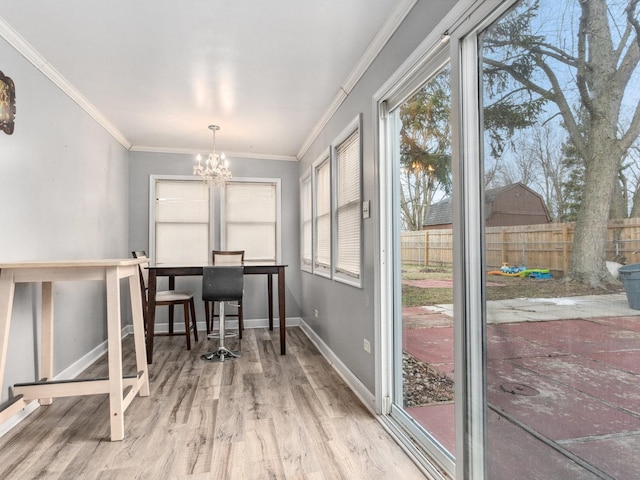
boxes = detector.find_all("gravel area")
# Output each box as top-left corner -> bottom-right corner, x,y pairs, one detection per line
403,352 -> 454,408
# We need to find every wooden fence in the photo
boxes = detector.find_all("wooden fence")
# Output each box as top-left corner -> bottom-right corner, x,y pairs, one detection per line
400,218 -> 640,274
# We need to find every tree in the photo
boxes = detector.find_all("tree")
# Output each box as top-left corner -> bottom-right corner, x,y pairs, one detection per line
560,134 -> 585,222
629,146 -> 640,216
559,112 -> 639,221
532,126 -> 573,221
492,124 -> 572,221
399,67 -> 452,230
482,0 -> 640,287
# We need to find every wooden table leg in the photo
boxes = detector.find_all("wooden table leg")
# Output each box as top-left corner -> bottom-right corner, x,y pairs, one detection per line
0,269 -> 30,424
0,269 -> 15,395
278,267 -> 286,355
106,267 -> 125,441
129,268 -> 149,397
267,274 -> 273,330
146,269 -> 157,364
40,282 -> 54,405
168,276 -> 175,334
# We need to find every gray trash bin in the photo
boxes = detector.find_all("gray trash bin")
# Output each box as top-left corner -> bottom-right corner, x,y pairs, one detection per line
618,264 -> 640,310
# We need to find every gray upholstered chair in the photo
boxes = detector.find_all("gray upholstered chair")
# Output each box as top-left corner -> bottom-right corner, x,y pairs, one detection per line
201,266 -> 244,362
205,250 -> 244,337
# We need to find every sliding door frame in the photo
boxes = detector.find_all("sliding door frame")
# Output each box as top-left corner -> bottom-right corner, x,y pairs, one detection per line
374,24 -> 457,480
373,0 -> 518,478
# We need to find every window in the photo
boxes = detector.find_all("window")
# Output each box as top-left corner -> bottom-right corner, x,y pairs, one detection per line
150,176 -> 212,264
300,170 -> 313,272
314,155 -> 332,276
307,120 -> 362,283
333,116 -> 362,285
221,178 -> 281,263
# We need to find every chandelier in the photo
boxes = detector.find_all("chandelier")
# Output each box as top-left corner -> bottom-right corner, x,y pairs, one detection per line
194,125 -> 231,186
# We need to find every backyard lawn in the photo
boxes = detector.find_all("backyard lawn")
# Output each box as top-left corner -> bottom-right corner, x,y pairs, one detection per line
402,264 -> 624,307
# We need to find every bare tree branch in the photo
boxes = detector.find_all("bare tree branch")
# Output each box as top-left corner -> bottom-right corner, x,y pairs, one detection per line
483,55 -> 587,157
627,0 -> 640,48
536,53 -> 589,159
487,37 -> 579,67
529,43 -> 579,67
613,32 -> 640,93
615,22 -> 633,59
576,0 -> 593,117
621,101 -> 640,151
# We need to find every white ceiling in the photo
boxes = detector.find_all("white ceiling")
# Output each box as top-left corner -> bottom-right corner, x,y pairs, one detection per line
0,0 -> 415,160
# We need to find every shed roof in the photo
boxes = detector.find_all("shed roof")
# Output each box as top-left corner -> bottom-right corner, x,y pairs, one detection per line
423,183 -> 546,226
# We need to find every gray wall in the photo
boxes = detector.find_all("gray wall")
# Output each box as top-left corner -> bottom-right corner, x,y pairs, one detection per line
128,151 -> 301,323
0,37 -> 130,402
297,0 -> 456,391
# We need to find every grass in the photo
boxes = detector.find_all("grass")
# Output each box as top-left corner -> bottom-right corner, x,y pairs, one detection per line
401,264 -> 624,307
402,264 -> 452,281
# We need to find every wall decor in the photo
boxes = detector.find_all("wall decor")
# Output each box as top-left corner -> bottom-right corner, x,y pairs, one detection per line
0,71 -> 16,135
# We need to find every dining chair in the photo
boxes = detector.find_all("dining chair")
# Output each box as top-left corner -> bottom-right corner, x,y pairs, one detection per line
205,250 -> 244,338
131,251 -> 198,349
201,266 -> 244,362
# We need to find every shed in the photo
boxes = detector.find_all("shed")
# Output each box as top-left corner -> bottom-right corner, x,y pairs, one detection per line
423,183 -> 551,230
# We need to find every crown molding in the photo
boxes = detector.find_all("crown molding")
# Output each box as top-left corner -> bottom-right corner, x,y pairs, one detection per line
341,0 -> 418,93
295,89 -> 348,161
129,144 -> 298,162
296,0 -> 418,160
0,16 -> 132,150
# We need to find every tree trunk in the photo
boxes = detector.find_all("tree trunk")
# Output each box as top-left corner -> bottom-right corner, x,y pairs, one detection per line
568,140 -> 619,286
631,187 -> 640,217
565,0 -> 629,287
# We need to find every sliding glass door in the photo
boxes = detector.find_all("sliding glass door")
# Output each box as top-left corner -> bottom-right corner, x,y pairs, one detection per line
479,1 -> 640,478
379,2 -> 639,478
380,47 -> 456,476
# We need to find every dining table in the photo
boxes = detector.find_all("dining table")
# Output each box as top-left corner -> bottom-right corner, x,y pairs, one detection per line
145,263 -> 287,363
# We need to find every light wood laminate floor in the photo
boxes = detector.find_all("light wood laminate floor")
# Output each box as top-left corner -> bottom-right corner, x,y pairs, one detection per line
0,327 -> 427,479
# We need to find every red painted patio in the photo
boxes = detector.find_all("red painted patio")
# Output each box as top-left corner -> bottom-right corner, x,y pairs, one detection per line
403,304 -> 640,479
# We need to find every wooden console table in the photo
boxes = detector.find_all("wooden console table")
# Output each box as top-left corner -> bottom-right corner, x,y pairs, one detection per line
0,259 -> 150,441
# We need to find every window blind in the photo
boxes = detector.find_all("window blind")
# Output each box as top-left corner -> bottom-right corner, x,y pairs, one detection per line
315,159 -> 331,270
335,130 -> 361,279
154,180 -> 210,265
301,173 -> 313,271
224,181 -> 278,262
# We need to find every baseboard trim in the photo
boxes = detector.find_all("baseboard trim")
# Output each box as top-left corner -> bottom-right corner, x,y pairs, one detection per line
298,319 -> 376,413
296,321 -> 446,479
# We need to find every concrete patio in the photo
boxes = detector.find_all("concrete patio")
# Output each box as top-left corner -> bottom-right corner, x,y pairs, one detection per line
403,293 -> 640,479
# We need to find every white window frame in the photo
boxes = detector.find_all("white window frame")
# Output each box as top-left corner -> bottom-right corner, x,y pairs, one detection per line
331,114 -> 363,287
149,175 -> 215,265
313,152 -> 332,278
300,169 -> 313,273
220,177 -> 282,263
